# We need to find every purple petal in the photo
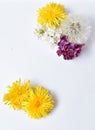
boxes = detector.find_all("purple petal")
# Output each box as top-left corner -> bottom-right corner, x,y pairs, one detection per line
56,35 -> 85,60
56,50 -> 62,56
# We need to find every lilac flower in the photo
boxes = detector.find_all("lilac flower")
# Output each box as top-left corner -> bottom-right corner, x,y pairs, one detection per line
57,35 -> 85,60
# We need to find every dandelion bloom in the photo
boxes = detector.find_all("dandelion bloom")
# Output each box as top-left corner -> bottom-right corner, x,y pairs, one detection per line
3,80 -> 31,109
61,14 -> 91,43
37,2 -> 67,28
23,86 -> 54,119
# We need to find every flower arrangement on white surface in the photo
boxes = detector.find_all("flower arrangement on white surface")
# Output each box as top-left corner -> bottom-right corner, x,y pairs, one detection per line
35,2 -> 91,60
3,80 -> 55,119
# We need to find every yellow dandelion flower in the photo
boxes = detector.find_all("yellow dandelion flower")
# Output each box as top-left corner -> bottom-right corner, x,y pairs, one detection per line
23,86 -> 54,119
3,80 -> 31,110
37,2 -> 67,28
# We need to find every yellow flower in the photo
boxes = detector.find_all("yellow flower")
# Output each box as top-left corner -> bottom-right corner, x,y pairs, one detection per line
37,2 -> 67,28
23,86 -> 54,119
3,80 -> 31,110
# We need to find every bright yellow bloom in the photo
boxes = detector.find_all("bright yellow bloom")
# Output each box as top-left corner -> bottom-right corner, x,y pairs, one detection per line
23,86 -> 54,119
37,2 -> 67,28
3,80 -> 31,109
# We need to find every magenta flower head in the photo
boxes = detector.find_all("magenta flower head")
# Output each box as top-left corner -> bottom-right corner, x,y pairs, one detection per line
57,35 -> 85,60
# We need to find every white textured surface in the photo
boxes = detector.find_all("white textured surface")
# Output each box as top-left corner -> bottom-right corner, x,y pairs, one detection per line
0,0 -> 95,130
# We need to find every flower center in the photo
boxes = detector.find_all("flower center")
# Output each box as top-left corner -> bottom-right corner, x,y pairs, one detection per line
34,100 -> 41,107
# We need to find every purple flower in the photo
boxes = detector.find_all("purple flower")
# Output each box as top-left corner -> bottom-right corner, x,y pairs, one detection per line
57,35 -> 85,60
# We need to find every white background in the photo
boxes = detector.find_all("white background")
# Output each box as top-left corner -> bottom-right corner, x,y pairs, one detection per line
0,0 -> 95,130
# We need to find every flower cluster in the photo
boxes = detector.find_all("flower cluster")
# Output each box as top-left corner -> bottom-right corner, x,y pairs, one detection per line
35,2 -> 91,60
3,80 -> 54,119
57,36 -> 85,60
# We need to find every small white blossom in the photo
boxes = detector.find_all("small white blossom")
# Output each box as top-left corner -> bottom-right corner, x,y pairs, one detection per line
34,24 -> 46,39
43,27 -> 62,46
35,24 -> 63,47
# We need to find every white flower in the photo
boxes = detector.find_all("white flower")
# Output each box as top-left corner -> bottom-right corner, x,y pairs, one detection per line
35,14 -> 91,47
61,14 -> 91,43
43,27 -> 62,46
34,24 -> 46,39
35,24 -> 63,47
